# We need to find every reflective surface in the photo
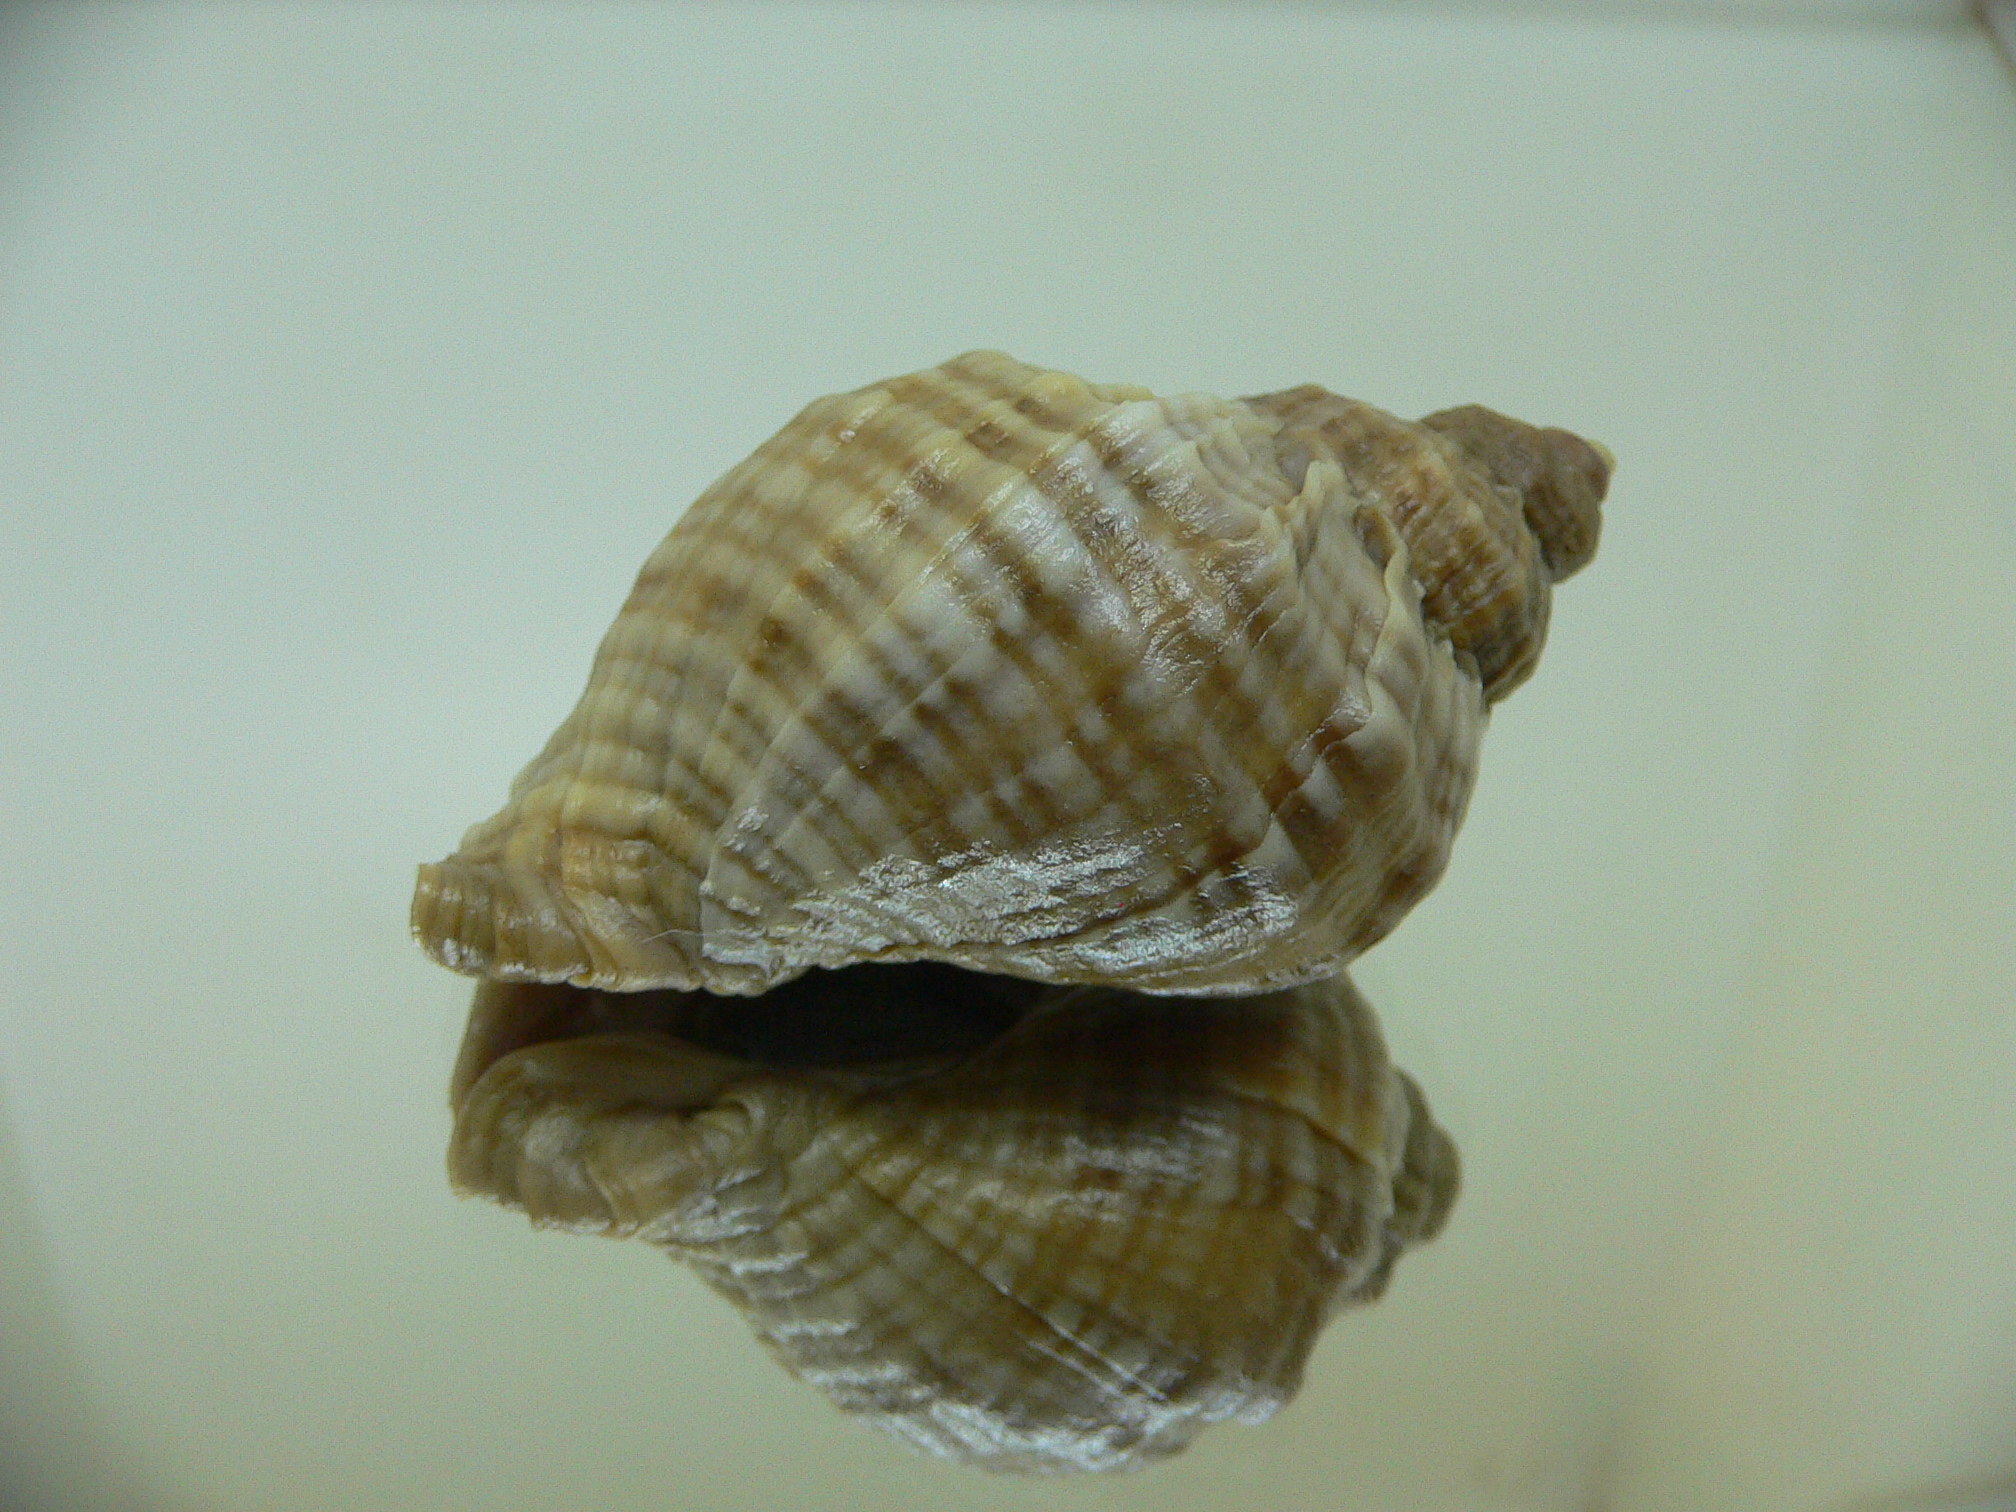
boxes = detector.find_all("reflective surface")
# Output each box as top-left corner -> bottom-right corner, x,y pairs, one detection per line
2,6 -> 2012,1511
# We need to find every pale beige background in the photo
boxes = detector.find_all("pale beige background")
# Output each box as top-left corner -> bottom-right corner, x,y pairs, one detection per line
2,5 -> 2011,1511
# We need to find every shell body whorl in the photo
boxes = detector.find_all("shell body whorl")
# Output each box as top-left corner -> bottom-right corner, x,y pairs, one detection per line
448,967 -> 1459,1473
413,352 -> 1605,998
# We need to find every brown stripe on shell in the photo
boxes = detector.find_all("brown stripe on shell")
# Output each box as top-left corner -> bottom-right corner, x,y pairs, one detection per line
712,375 -> 1096,861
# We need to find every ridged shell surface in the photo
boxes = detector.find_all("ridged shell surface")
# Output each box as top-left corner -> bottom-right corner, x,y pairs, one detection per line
414,352 -> 1614,997
448,968 -> 1458,1473
1246,390 -> 1606,699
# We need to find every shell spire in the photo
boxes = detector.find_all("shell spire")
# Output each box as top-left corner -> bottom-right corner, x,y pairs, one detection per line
1244,388 -> 1611,701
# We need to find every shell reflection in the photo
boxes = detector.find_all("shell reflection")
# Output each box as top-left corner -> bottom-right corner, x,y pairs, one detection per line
449,965 -> 1457,1472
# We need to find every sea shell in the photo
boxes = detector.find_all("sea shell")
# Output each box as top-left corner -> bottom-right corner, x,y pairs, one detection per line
411,351 -> 1608,997
448,965 -> 1458,1473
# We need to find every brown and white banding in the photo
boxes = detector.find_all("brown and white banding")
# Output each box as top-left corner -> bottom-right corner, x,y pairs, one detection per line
412,352 -> 1606,998
446,964 -> 1460,1473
